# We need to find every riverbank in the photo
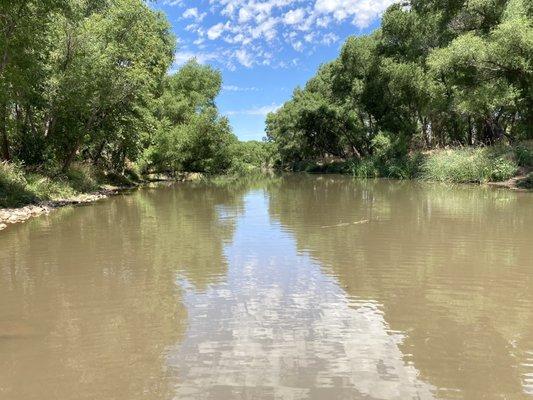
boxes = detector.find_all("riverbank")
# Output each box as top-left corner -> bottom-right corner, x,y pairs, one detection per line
0,162 -> 203,231
0,189 -> 123,231
289,144 -> 533,190
2,144 -> 532,231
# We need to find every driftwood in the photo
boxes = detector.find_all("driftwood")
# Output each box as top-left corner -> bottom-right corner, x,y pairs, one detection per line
321,219 -> 369,229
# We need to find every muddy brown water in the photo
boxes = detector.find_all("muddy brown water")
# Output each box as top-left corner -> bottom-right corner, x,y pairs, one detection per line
1,175 -> 532,400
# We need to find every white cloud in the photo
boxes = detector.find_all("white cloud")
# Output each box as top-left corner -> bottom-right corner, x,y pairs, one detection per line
304,32 -> 316,42
239,8 -> 253,23
316,16 -> 331,28
235,49 -> 253,67
226,103 -> 281,116
183,8 -> 206,22
169,0 -> 397,70
292,40 -> 304,52
314,0 -> 397,28
283,8 -> 305,25
174,51 -> 218,66
162,0 -> 183,6
321,32 -> 339,45
223,85 -> 259,92
207,22 -> 226,40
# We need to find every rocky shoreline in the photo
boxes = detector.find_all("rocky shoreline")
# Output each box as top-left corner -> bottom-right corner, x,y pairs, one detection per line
0,172 -> 205,232
0,188 -> 126,232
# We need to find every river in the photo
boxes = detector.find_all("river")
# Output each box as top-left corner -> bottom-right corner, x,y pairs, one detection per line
1,175 -> 532,399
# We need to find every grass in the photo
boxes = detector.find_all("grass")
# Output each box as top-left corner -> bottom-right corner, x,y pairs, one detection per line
420,147 -> 518,183
294,153 -> 424,180
513,141 -> 533,168
292,143 -> 530,186
0,162 -> 40,207
2,143 -> 531,208
0,162 -> 138,208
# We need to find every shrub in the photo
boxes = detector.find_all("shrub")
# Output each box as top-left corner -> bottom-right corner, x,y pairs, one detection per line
25,174 -> 76,201
371,132 -> 393,158
65,163 -> 100,192
0,162 -> 37,207
517,173 -> 533,189
0,162 -> 115,208
514,142 -> 533,167
378,153 -> 424,179
349,158 -> 380,178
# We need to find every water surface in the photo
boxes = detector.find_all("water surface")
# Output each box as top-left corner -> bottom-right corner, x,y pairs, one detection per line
1,175 -> 532,399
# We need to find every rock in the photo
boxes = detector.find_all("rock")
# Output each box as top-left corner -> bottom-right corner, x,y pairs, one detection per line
0,183 -> 128,232
29,206 -> 45,216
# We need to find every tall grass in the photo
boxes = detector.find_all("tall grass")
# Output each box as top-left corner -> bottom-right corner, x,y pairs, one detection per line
421,147 -> 518,183
0,162 -> 37,207
293,145 -> 523,185
513,142 -> 533,167
0,162 -> 103,208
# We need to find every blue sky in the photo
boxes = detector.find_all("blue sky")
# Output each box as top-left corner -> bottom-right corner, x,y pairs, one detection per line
152,0 -> 395,141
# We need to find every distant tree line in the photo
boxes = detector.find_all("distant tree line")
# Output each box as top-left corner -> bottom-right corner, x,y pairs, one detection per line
266,0 -> 533,166
0,0 -> 270,176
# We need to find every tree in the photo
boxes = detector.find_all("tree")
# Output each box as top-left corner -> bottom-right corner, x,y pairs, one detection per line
267,0 -> 533,165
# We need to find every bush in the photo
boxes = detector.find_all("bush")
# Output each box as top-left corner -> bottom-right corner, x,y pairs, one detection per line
348,158 -> 380,178
0,162 -> 37,207
371,132 -> 393,158
289,151 -> 424,180
514,142 -> 533,167
517,173 -> 533,189
421,147 -> 518,183
378,153 -> 424,179
0,162 -> 81,207
64,163 -> 100,192
0,161 -> 124,208
25,174 -> 77,201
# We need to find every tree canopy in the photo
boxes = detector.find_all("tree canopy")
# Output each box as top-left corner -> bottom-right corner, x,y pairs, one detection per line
266,0 -> 532,167
0,0 -> 266,176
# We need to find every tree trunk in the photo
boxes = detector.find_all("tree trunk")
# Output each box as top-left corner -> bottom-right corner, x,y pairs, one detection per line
61,140 -> 79,172
92,139 -> 107,166
527,99 -> 533,140
467,117 -> 473,146
0,101 -> 10,161
62,108 -> 101,172
421,116 -> 430,148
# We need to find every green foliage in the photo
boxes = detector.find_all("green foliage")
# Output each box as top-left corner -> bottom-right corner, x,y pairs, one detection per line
0,0 -> 267,197
148,107 -> 237,174
513,143 -> 533,167
25,174 -> 77,202
517,172 -> 533,189
0,162 -> 80,207
0,159 -> 148,208
421,148 -> 518,183
157,60 -> 223,125
64,164 -> 100,193
0,162 -> 37,207
267,0 -> 533,167
292,151 -> 423,180
228,141 -> 276,174
143,60 -> 254,176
